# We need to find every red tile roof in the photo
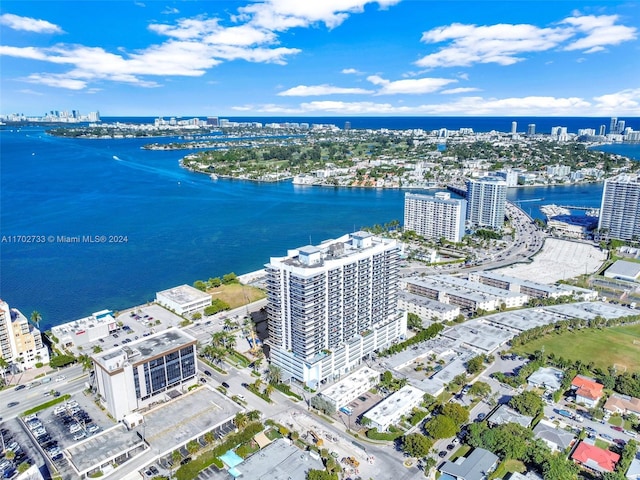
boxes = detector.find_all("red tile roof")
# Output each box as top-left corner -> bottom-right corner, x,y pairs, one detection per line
571,442 -> 620,473
572,376 -> 604,400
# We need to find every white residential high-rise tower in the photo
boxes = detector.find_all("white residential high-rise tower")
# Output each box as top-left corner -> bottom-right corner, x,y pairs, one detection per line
466,176 -> 508,229
404,192 -> 467,243
266,232 -> 407,387
598,174 -> 640,241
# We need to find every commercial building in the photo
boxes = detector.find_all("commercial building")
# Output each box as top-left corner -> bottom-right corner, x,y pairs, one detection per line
155,284 -> 211,316
93,329 -> 198,420
265,231 -> 407,387
404,192 -> 467,243
466,176 -> 508,229
51,309 -> 117,348
363,385 -> 425,431
604,260 -> 640,282
598,174 -> 640,241
0,300 -> 50,371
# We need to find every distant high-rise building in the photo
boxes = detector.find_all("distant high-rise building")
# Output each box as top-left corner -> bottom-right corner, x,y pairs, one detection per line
617,120 -> 625,133
495,169 -> 518,188
404,192 -> 467,243
511,121 -> 517,134
207,116 -> 219,127
266,232 -> 406,387
344,121 -> 351,130
598,174 -> 640,241
599,125 -> 606,136
466,176 -> 508,229
527,124 -> 536,136
610,117 -> 618,134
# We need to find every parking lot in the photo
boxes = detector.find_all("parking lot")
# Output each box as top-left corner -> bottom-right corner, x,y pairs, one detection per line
20,392 -> 115,479
0,418 -> 46,479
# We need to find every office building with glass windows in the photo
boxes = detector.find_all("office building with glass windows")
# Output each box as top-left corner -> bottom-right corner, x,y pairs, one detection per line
598,174 -> 640,241
93,329 -> 197,420
266,231 -> 407,388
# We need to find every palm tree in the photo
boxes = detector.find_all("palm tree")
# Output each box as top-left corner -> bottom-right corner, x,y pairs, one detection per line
78,354 -> 93,372
264,383 -> 275,398
30,311 -> 42,329
267,365 -> 282,385
234,412 -> 248,429
247,410 -> 261,421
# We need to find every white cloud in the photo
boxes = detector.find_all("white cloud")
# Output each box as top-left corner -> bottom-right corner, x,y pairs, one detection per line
237,0 -> 401,31
162,7 -> 180,15
0,13 -> 63,33
592,88 -> 640,112
367,75 -> 456,94
26,74 -> 87,90
417,22 -> 571,68
341,68 -> 361,74
440,87 -> 481,94
278,84 -> 374,96
561,14 -> 637,52
1,1 -> 401,90
233,93 -> 639,115
416,14 -> 636,68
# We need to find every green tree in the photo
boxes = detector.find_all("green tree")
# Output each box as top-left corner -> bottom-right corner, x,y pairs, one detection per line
193,280 -> 207,291
222,272 -> 238,284
542,452 -> 579,480
306,470 -> 338,480
468,381 -> 492,399
192,312 -> 202,320
402,433 -> 433,458
425,415 -> 457,439
466,355 -> 485,374
407,313 -> 423,330
441,402 -> 469,426
509,390 -> 545,416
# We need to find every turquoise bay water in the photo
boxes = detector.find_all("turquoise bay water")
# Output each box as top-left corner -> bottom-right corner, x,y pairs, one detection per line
1,125 -> 638,329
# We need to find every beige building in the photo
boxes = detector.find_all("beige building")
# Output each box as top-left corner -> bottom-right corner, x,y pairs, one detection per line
0,299 -> 50,371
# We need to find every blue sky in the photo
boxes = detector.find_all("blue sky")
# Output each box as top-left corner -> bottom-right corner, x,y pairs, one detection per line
1,0 -> 639,116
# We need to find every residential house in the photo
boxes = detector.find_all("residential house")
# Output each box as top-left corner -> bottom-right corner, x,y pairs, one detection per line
603,394 -> 640,416
571,441 -> 620,474
439,448 -> 499,480
533,419 -> 576,452
571,375 -> 604,408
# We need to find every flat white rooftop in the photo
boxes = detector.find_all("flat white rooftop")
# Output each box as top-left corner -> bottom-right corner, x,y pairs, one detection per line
364,385 -> 424,429
94,329 -> 197,371
156,284 -> 211,305
320,366 -> 379,407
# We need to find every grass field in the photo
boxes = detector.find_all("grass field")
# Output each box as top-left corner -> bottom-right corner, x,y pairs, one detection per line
512,324 -> 640,372
208,283 -> 266,309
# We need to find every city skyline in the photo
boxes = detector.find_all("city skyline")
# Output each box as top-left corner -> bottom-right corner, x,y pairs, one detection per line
1,1 -> 639,117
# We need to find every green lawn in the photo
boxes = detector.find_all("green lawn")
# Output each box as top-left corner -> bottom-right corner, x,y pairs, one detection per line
490,459 -> 525,480
512,324 -> 640,372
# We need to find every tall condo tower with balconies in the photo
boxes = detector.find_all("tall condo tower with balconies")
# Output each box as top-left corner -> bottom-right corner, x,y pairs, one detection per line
265,231 -> 406,387
466,176 -> 508,229
598,174 -> 640,241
